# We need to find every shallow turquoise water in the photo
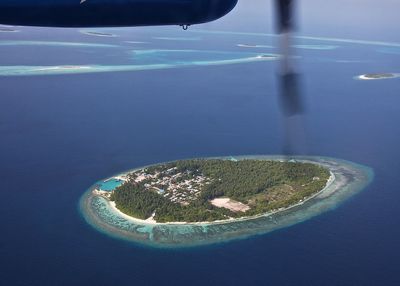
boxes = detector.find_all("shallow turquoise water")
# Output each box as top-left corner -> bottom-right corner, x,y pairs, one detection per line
0,44 -> 277,76
98,179 -> 124,191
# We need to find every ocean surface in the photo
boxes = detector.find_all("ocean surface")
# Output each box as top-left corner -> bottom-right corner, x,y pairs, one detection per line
1,1 -> 400,285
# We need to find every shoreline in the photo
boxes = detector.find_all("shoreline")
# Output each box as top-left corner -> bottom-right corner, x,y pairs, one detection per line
79,155 -> 373,247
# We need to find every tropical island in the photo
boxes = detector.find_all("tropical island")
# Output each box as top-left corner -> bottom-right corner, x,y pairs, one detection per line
96,159 -> 330,223
80,156 -> 373,247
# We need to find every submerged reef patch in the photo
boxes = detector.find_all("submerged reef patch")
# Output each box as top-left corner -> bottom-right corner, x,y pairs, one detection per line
0,50 -> 278,77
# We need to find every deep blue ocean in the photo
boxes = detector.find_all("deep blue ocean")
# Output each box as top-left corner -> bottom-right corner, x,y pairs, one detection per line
1,1 -> 400,285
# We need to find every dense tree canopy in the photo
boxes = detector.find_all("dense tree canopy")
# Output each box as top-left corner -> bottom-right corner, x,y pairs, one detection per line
110,159 -> 330,222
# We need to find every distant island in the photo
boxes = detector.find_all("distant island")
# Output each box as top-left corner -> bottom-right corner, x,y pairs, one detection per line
237,44 -> 273,49
357,73 -> 399,80
80,30 -> 116,37
256,54 -> 276,59
80,156 -> 373,247
0,27 -> 18,32
33,66 -> 92,71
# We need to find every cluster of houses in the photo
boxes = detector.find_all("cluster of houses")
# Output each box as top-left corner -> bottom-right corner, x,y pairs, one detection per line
128,166 -> 212,205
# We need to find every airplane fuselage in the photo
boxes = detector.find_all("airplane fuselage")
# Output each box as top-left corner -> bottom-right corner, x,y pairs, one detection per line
0,0 -> 238,27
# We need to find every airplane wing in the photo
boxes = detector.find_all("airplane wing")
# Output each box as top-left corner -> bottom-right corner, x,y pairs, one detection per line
0,0 -> 238,28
